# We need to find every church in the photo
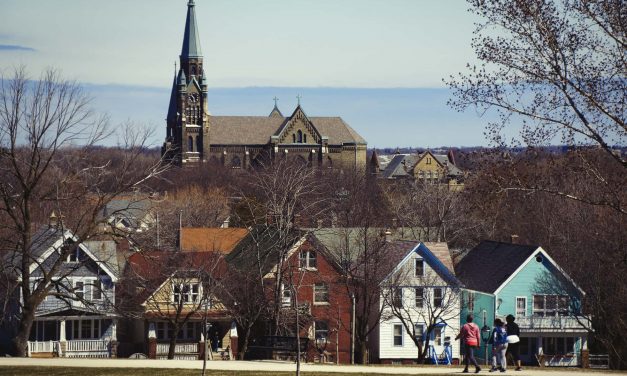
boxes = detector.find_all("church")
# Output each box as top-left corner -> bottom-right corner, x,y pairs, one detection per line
162,0 -> 367,170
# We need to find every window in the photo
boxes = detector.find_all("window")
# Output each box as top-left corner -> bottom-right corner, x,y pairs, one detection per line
70,319 -> 101,340
414,324 -> 425,342
415,287 -> 424,308
231,156 -> 241,168
297,130 -> 303,143
74,281 -> 84,299
281,284 -> 292,307
188,136 -> 194,152
516,297 -> 527,317
66,247 -> 79,263
92,279 -> 102,300
315,320 -> 329,340
156,322 -> 199,341
393,324 -> 403,346
173,283 -> 200,303
414,259 -> 424,277
292,134 -> 296,143
433,326 -> 443,346
299,250 -> 317,269
314,283 -> 329,304
303,134 -> 307,143
433,288 -> 443,308
533,294 -> 570,316
433,288 -> 445,307
426,157 -> 432,164
467,291 -> 475,311
156,322 -> 165,339
392,288 -> 403,308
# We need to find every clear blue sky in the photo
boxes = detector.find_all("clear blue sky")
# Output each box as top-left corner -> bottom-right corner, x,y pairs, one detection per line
0,0 -> 496,148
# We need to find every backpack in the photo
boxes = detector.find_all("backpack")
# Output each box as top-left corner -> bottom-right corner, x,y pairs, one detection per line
495,326 -> 508,345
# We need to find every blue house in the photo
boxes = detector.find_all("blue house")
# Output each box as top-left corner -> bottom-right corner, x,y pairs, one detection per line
455,241 -> 590,367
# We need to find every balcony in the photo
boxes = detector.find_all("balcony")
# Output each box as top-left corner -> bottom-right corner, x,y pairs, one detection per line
516,315 -> 590,333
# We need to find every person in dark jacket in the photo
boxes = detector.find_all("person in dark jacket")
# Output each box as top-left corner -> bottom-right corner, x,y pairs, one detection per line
506,314 -> 522,371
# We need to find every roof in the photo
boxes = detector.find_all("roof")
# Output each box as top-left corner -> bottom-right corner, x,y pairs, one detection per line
180,227 -> 249,253
423,242 -> 455,275
433,154 -> 463,176
208,116 -> 366,146
454,240 -> 539,293
181,0 -> 202,58
100,198 -> 153,228
82,240 -> 121,278
226,226 -> 305,276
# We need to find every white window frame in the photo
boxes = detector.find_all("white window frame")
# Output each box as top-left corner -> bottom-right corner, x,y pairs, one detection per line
415,287 -> 424,308
66,247 -> 79,263
467,291 -> 475,311
299,250 -> 317,269
433,287 -> 444,308
533,294 -> 570,317
74,280 -> 85,300
70,318 -> 101,340
393,324 -> 403,347
413,323 -> 425,343
516,296 -> 527,318
172,282 -> 201,304
314,320 -> 329,340
313,283 -> 329,304
414,258 -> 424,277
281,283 -> 292,307
392,287 -> 403,308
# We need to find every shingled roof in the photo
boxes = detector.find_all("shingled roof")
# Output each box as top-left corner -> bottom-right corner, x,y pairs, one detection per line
180,227 -> 248,253
454,240 -> 539,293
208,116 -> 366,146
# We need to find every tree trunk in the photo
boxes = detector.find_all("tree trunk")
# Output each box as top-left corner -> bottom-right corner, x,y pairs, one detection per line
167,333 -> 178,359
358,341 -> 369,364
13,305 -> 36,357
238,323 -> 253,360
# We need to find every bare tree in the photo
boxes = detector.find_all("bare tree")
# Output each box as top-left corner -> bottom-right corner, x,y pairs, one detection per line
0,66 -> 167,356
447,0 -> 626,212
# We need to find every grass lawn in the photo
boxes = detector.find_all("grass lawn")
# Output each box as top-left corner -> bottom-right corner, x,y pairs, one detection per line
0,367 -> 421,376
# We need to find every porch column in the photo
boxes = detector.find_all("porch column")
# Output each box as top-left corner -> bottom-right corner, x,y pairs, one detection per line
59,320 -> 66,357
536,337 -> 544,367
110,319 -> 118,358
229,321 -> 238,360
198,330 -> 205,360
148,322 -> 157,359
580,336 -> 590,368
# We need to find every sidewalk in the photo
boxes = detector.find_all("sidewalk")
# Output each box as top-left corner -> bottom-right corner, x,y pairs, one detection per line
0,358 -> 621,375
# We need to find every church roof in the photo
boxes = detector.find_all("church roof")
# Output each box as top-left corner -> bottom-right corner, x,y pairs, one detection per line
208,116 -> 366,146
181,0 -> 202,58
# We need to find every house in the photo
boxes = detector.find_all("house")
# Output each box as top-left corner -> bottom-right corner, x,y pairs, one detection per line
373,150 -> 464,189
122,250 -> 234,360
226,226 -> 352,364
100,197 -> 155,233
455,240 -> 590,367
16,225 -> 121,358
373,241 -> 462,365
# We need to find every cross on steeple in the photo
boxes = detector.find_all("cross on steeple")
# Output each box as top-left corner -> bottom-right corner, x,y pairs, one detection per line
273,96 -> 279,107
296,94 -> 302,106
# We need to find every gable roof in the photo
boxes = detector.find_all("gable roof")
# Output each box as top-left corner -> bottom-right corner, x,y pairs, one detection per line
82,240 -> 121,278
383,242 -> 461,287
180,227 -> 249,253
454,240 -> 539,293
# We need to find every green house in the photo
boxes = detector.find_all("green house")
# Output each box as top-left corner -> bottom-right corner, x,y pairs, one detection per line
456,241 -> 589,367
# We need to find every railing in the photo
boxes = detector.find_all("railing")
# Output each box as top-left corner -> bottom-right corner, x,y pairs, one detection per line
156,342 -> 198,355
516,315 -> 590,331
28,341 -> 58,355
67,340 -> 109,352
589,354 -> 610,369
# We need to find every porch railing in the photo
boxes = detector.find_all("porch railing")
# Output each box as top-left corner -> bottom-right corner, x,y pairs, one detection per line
27,340 -> 59,356
156,342 -> 198,359
516,315 -> 590,331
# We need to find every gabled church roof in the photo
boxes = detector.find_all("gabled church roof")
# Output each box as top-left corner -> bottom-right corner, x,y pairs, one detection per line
166,73 -> 177,121
181,0 -> 202,58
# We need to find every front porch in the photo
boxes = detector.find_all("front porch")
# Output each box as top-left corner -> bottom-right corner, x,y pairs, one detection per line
27,315 -> 117,358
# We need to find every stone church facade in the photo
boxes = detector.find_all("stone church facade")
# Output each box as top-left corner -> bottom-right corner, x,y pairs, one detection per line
162,0 -> 367,170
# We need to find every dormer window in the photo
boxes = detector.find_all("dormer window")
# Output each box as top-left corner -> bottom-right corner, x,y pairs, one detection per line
414,259 -> 424,277
74,281 -> 84,299
173,283 -> 200,303
299,250 -> 317,269
67,247 -> 79,263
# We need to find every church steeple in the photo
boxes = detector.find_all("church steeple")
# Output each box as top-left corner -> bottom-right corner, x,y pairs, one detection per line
180,0 -> 203,79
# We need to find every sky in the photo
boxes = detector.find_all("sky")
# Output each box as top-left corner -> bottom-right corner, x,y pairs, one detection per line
0,0 -> 495,148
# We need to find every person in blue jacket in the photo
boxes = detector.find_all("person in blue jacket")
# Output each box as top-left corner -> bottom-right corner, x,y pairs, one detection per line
489,318 -> 508,372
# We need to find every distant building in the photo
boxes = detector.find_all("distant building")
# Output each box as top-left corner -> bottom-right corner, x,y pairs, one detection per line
162,0 -> 367,170
371,150 -> 464,189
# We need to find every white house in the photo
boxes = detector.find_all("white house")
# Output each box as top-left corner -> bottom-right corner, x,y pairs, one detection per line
373,241 -> 462,365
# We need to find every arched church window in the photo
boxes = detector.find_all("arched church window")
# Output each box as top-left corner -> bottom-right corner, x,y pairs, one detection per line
303,134 -> 307,143
297,130 -> 303,143
191,65 -> 196,75
196,137 -> 202,153
231,156 -> 242,169
188,136 -> 194,152
293,134 -> 296,143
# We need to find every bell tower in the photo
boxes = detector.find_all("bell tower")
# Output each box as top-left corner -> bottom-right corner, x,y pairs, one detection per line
162,0 -> 209,164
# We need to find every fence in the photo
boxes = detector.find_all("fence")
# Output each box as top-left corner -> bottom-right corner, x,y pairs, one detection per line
589,354 -> 610,369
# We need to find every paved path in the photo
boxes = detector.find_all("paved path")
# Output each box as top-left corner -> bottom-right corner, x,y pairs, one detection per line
0,358 -> 622,375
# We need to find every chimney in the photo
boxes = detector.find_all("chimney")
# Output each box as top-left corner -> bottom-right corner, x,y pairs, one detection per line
510,234 -> 520,244
384,228 -> 393,242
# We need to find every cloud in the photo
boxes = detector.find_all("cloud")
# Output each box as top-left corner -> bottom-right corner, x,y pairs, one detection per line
0,44 -> 36,52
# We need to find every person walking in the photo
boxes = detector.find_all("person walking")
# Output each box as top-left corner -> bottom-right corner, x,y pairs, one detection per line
489,318 -> 508,372
506,314 -> 522,371
456,314 -> 482,373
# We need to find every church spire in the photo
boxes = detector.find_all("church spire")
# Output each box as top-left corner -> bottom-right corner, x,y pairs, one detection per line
181,0 -> 202,58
